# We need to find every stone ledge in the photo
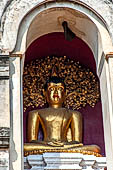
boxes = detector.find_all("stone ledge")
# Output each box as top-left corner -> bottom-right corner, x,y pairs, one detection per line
24,153 -> 107,170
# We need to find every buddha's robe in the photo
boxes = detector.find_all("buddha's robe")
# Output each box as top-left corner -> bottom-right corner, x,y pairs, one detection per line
24,108 -> 100,154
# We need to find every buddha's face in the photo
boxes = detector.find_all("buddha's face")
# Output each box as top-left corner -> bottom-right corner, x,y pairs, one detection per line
45,82 -> 65,108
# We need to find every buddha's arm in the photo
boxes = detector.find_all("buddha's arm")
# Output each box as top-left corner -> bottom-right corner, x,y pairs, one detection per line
27,110 -> 40,142
67,128 -> 72,142
71,111 -> 82,143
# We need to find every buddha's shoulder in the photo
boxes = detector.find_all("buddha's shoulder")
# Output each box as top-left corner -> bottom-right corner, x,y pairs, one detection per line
66,109 -> 82,116
28,108 -> 81,116
28,109 -> 39,114
28,108 -> 55,114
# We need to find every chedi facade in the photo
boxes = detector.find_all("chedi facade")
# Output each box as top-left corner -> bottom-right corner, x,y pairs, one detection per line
0,0 -> 113,170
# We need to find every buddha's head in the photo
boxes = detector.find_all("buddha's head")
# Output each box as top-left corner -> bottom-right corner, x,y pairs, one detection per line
44,76 -> 66,108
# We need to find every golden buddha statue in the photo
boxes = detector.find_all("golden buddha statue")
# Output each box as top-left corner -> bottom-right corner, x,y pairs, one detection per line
24,73 -> 101,156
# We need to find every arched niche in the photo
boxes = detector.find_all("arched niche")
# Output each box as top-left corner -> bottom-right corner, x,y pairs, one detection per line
12,1 -> 113,66
10,1 -> 113,170
24,32 -> 105,156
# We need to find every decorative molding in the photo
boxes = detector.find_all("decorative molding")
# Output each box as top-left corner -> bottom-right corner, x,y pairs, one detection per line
105,52 -> 113,62
24,153 -> 107,170
24,148 -> 102,157
0,55 -> 9,79
10,53 -> 23,58
0,127 -> 10,147
0,127 -> 10,137
27,155 -> 45,170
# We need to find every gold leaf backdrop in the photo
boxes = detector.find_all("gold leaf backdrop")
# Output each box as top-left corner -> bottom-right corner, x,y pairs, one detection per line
23,56 -> 100,112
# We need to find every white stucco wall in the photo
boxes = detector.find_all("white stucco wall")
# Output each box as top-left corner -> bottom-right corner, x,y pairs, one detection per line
0,0 -> 113,54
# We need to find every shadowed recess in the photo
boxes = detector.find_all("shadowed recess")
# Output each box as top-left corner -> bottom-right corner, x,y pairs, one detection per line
25,32 -> 96,73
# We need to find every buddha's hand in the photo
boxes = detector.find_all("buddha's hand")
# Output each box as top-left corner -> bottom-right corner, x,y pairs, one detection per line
47,140 -> 64,147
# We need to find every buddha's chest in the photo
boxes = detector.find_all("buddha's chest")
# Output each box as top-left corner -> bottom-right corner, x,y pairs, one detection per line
39,108 -> 70,126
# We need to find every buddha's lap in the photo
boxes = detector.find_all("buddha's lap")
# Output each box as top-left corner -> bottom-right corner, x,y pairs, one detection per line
24,142 -> 101,153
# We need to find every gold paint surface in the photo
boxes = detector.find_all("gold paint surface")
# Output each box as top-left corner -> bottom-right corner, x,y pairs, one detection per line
27,108 -> 82,143
24,147 -> 102,157
24,56 -> 101,156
